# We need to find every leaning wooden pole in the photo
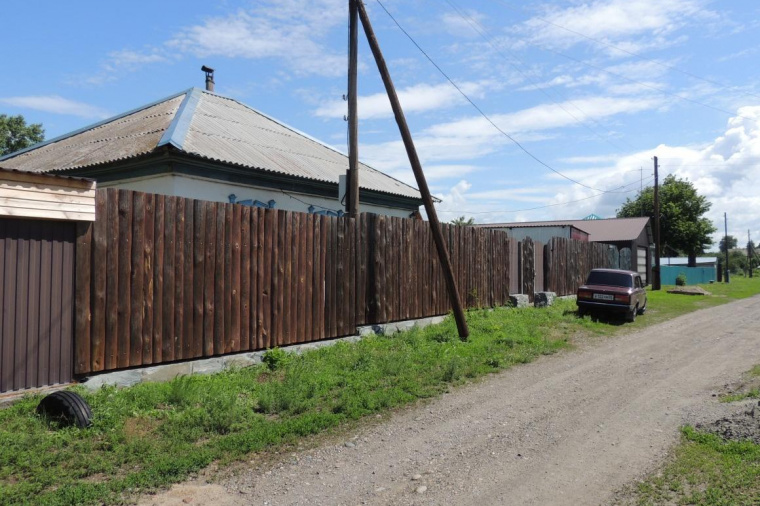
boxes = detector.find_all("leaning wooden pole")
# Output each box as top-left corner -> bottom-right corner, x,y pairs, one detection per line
356,0 -> 469,339
347,0 -> 360,218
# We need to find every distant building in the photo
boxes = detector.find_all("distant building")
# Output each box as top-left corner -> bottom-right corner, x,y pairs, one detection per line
478,217 -> 653,284
0,88 -> 423,218
662,257 -> 718,268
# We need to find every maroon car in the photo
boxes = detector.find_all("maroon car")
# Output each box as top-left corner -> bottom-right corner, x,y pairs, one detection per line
576,268 -> 647,322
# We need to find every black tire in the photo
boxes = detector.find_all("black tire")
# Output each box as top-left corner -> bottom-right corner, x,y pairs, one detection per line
37,391 -> 93,428
637,304 -> 647,315
626,305 -> 638,323
577,307 -> 586,317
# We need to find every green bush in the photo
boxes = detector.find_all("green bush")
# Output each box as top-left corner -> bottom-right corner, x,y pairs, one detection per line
675,272 -> 687,286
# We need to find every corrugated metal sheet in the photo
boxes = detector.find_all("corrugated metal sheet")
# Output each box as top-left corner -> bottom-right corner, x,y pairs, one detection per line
479,217 -> 651,243
1,89 -> 421,200
183,93 -> 420,199
0,97 -> 184,173
0,218 -> 76,393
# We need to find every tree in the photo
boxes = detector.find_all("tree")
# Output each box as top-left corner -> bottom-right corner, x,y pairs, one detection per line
451,216 -> 475,226
0,114 -> 44,156
617,174 -> 716,267
719,235 -> 738,254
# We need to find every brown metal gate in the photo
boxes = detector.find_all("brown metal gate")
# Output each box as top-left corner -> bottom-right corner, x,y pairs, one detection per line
0,218 -> 76,393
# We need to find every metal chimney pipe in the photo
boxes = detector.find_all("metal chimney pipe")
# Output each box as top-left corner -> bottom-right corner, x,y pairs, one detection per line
201,65 -> 215,92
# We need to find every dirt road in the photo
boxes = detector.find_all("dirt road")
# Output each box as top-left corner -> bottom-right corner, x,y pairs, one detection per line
141,296 -> 760,506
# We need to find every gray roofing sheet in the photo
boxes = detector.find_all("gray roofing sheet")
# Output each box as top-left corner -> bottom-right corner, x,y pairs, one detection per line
0,96 -> 184,173
478,217 -> 651,242
184,93 -> 421,199
0,89 -> 421,200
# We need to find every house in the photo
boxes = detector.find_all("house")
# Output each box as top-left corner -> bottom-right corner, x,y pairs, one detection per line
662,257 -> 718,268
0,87 -> 423,218
478,217 -> 653,284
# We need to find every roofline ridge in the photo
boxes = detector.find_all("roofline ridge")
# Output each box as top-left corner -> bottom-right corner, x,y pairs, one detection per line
0,88 -> 194,162
197,90 -> 422,195
158,88 -> 202,150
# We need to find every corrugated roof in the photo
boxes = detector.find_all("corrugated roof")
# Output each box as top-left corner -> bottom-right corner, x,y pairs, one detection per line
0,88 -> 421,200
478,217 -> 651,243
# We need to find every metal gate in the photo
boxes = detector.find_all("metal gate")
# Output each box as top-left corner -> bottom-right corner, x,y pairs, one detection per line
0,218 -> 76,393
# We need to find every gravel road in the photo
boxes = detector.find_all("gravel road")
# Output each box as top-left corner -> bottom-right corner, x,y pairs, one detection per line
140,296 -> 760,506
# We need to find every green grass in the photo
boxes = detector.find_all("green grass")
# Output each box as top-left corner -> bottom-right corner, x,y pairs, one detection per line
630,427 -> 760,506
2,277 -> 759,505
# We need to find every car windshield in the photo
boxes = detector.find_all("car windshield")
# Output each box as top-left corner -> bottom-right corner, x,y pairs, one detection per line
586,271 -> 633,288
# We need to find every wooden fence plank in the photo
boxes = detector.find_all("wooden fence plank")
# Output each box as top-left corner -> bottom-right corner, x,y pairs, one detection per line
183,199 -> 194,358
240,206 -> 251,351
91,190 -> 107,371
74,222 -> 92,374
230,204 -> 241,353
129,192 -> 145,366
297,213 -> 307,343
213,202 -> 225,355
116,189 -> 132,369
162,196 -> 176,362
152,195 -> 165,364
142,194 -> 155,364
192,200 -> 205,358
203,202 -> 216,357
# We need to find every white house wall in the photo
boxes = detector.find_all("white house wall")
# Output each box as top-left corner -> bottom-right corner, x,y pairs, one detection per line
98,173 -> 417,218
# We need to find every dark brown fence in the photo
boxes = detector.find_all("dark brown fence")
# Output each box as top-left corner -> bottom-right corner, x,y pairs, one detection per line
0,218 -> 76,392
544,237 -> 611,295
75,189 -> 613,375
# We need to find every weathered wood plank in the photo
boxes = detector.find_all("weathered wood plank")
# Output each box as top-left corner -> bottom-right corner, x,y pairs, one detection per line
152,195 -> 165,364
129,192 -> 145,366
116,189 -> 133,369
182,198 -> 194,359
104,188 -> 119,370
203,202 -> 216,357
230,204 -> 242,353
142,194 -> 155,363
192,200 -> 205,358
304,213 -> 313,342
90,190 -> 107,371
162,197 -> 176,362
240,206 -> 251,351
213,202 -> 226,355
74,222 -> 92,374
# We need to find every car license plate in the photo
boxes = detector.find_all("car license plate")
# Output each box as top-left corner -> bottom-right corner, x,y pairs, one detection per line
593,293 -> 614,300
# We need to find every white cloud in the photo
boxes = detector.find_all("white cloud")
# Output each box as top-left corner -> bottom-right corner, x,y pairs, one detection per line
0,96 -> 110,119
168,1 -> 346,77
314,81 -> 491,119
518,0 -> 715,53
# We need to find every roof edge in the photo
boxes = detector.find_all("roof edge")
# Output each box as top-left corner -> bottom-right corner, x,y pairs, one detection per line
0,88 -> 194,163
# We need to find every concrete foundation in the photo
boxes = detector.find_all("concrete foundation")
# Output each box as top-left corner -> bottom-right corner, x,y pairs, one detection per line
534,292 -> 557,308
509,294 -> 530,308
81,314 -> 450,390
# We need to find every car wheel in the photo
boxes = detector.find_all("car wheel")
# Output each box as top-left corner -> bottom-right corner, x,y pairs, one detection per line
577,307 -> 586,317
637,304 -> 647,315
626,305 -> 638,323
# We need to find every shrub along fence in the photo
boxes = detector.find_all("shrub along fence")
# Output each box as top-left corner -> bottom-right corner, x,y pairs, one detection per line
74,189 -> 612,375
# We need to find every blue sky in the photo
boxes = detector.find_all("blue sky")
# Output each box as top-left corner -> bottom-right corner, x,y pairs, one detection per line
3,0 -> 759,249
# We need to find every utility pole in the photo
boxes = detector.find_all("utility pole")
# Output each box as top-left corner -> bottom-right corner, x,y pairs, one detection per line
346,0 -> 360,218
355,0 -> 469,339
724,212 -> 730,283
749,229 -> 753,278
652,156 -> 661,290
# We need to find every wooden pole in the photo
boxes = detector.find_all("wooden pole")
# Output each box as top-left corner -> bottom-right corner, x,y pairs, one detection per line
356,0 -> 469,339
652,156 -> 661,290
749,229 -> 753,278
724,212 -> 730,283
347,0 -> 360,218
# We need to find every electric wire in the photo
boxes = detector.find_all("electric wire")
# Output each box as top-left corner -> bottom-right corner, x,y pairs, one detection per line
442,0 -> 651,163
448,175 -> 654,215
374,0 -> 638,195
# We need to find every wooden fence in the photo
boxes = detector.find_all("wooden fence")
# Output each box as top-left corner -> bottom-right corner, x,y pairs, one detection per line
75,189 -> 612,375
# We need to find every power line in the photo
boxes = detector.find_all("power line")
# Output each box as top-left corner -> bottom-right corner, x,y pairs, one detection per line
374,0 -> 639,195
493,0 -> 760,103
444,175 -> 653,215
441,0 -> 650,162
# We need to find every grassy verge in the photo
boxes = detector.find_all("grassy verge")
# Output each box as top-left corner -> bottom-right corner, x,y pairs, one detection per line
630,427 -> 760,506
2,277 -> 759,505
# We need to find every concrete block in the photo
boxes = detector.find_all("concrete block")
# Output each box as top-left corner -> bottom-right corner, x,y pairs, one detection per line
190,358 -> 225,375
534,291 -> 557,308
81,370 -> 142,390
142,363 -> 193,383
509,294 -> 530,308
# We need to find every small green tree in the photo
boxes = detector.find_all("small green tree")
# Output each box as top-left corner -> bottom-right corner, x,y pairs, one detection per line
451,216 -> 475,226
0,114 -> 44,156
617,175 -> 716,266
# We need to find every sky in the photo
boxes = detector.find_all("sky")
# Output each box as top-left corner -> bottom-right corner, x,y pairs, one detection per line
2,0 -> 759,251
